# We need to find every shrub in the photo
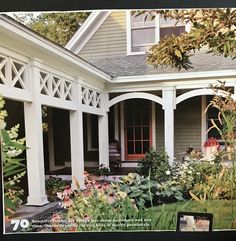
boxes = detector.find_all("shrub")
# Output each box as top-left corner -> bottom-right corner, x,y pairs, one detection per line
137,148 -> 170,182
91,164 -> 111,176
0,97 -> 27,217
118,173 -> 156,208
55,180 -> 142,231
190,166 -> 236,201
155,180 -> 185,202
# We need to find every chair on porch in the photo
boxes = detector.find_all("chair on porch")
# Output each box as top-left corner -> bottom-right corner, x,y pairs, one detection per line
109,140 -> 121,167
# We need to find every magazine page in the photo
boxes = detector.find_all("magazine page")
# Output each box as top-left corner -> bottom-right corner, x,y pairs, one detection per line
0,6 -> 236,238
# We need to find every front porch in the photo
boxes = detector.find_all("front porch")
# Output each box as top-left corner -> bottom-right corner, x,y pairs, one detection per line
1,17 -> 236,206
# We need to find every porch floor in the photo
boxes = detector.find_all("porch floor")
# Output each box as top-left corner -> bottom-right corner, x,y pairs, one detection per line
46,167 -> 138,176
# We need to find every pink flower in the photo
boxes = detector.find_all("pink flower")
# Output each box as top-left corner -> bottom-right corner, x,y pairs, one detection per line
51,213 -> 61,223
107,192 -> 116,204
95,183 -> 103,190
60,196 -> 74,209
63,185 -> 73,196
82,214 -> 91,222
103,182 -> 110,190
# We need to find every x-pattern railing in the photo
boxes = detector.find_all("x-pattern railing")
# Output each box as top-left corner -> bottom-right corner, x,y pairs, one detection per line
40,70 -> 73,102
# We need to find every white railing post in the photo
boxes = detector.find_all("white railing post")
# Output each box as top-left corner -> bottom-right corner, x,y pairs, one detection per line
24,59 -> 48,206
70,79 -> 85,189
162,87 -> 176,164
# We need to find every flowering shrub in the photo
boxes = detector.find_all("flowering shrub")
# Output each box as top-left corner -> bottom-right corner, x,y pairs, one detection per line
55,175 -> 140,231
0,97 -> 27,216
190,166 -> 236,200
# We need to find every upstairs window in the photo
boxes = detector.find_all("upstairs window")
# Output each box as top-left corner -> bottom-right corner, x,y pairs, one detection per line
130,13 -> 156,53
159,17 -> 185,39
127,12 -> 186,54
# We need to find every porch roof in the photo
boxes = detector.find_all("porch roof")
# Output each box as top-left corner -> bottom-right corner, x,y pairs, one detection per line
84,50 -> 236,78
0,14 -> 112,82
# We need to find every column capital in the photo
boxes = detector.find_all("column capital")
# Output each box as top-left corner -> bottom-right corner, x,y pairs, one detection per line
101,92 -> 110,113
162,87 -> 176,110
162,87 -> 176,92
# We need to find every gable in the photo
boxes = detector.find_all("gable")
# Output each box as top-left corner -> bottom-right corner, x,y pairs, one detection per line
79,11 -> 127,59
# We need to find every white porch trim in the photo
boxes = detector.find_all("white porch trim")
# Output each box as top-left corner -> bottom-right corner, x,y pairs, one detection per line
70,81 -> 85,190
65,11 -> 111,54
108,92 -> 163,108
98,93 -> 109,167
24,60 -> 48,206
176,88 -> 215,105
112,70 -> 236,83
162,87 -> 176,164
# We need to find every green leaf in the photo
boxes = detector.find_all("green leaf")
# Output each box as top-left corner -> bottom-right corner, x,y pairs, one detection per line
4,168 -> 26,177
1,129 -> 11,145
175,195 -> 184,201
174,49 -> 182,59
10,141 -> 27,150
4,195 -> 16,210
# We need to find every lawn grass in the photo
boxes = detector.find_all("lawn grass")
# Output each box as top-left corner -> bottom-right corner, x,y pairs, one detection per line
142,200 -> 236,230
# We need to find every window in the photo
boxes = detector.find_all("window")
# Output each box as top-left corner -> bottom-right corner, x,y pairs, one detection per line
130,13 -> 156,53
127,12 -> 185,54
159,17 -> 185,39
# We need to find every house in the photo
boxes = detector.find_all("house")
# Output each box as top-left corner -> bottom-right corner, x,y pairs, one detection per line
0,10 -> 236,206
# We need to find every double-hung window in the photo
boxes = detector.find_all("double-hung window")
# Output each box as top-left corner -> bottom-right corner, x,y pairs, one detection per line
130,13 -> 156,53
127,11 -> 186,54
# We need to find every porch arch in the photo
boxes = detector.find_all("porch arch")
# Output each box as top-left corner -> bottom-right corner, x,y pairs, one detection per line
108,92 -> 163,108
176,89 -> 215,105
177,88 -> 236,105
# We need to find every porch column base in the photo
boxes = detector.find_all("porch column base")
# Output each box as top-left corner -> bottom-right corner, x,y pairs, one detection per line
26,195 -> 49,206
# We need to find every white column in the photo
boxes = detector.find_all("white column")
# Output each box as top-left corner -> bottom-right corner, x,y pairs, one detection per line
70,80 -> 85,190
162,88 -> 176,164
24,60 -> 48,206
98,92 -> 109,167
151,102 -> 156,149
120,102 -> 125,161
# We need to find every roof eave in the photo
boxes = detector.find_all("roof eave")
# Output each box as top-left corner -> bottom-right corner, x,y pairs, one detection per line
0,14 -> 112,82
112,69 -> 236,83
65,10 -> 111,54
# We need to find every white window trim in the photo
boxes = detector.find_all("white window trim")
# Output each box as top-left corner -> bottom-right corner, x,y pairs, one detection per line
126,11 -> 188,55
87,114 -> 99,151
126,10 -> 157,55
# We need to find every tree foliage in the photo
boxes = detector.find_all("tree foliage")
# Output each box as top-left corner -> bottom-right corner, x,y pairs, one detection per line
14,12 -> 89,46
135,9 -> 236,70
